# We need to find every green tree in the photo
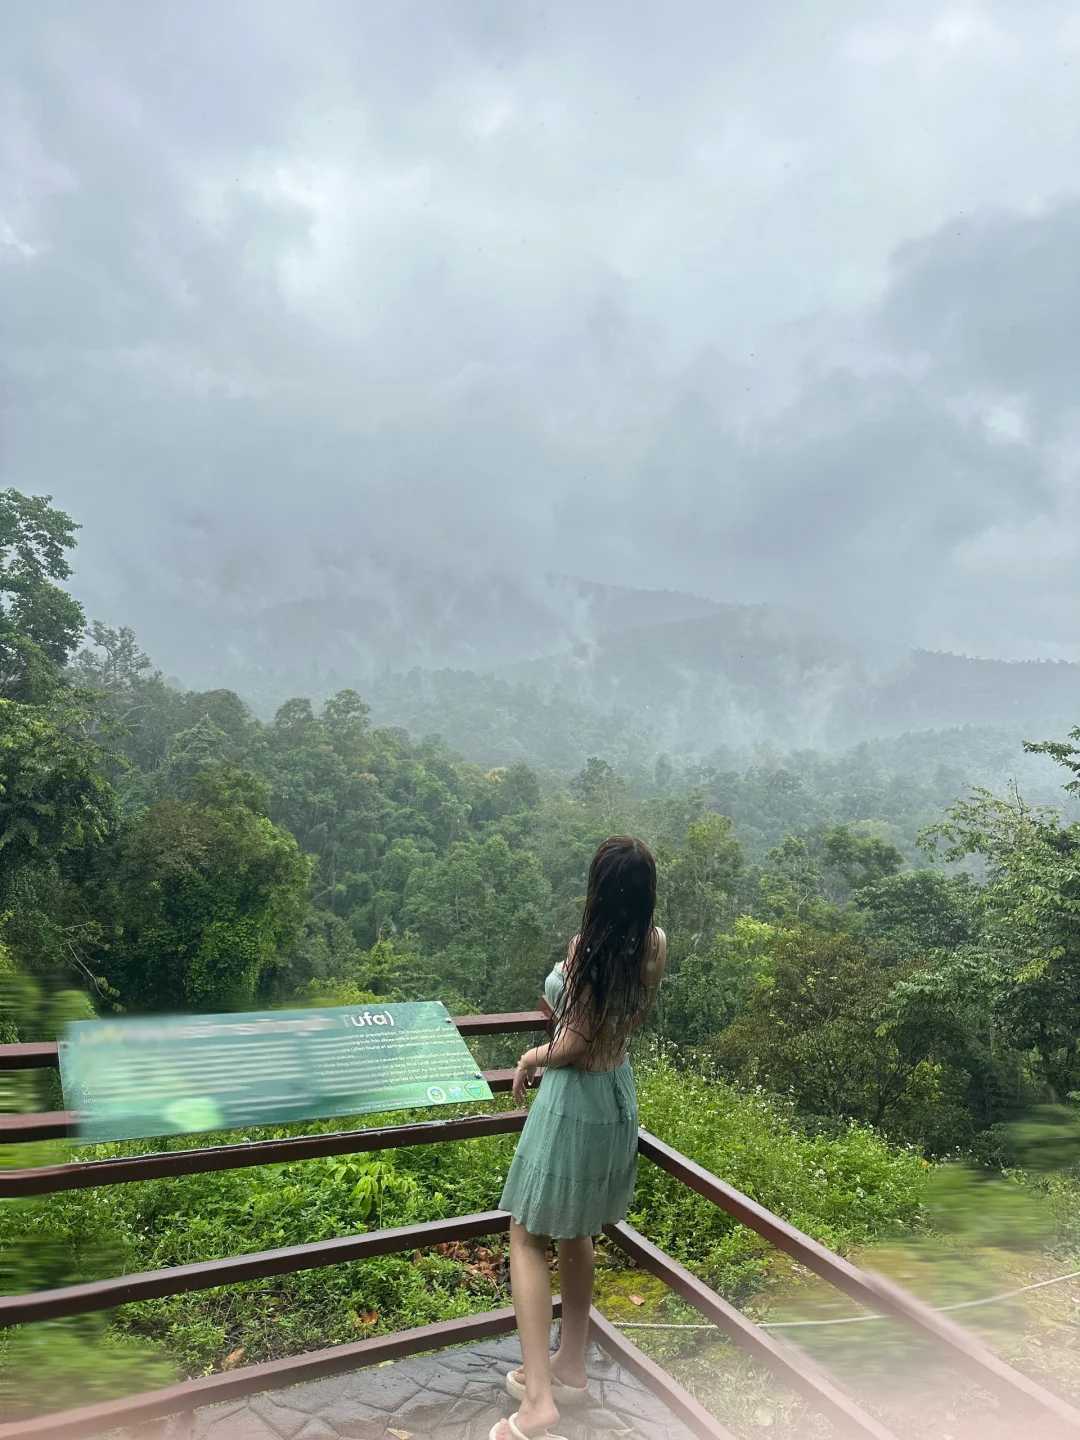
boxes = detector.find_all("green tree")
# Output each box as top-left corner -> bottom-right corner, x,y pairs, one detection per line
661,812 -> 743,952
267,693 -> 393,921
854,869 -> 976,962
0,490 -> 86,703
819,823 -> 904,903
70,623 -> 196,780
879,946 -> 1021,1147
717,925 -> 920,1128
71,622 -> 152,697
0,700 -> 115,887
757,834 -> 831,924
493,762 -> 542,817
924,769 -> 1080,1101
756,824 -> 903,925
0,698 -> 116,986
403,834 -> 553,1009
99,766 -> 310,1012
660,914 -> 780,1046
570,756 -> 626,826
321,688 -> 372,749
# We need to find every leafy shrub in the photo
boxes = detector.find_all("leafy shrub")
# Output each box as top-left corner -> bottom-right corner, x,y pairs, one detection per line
632,1047 -> 927,1294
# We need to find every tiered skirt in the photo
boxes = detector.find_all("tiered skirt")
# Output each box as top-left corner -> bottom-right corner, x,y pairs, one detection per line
498,1060 -> 638,1240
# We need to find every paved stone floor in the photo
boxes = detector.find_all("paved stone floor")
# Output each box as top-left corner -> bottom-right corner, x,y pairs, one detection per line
129,1334 -> 697,1440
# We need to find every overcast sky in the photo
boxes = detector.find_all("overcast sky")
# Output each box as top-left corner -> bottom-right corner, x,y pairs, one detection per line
3,1 -> 1079,664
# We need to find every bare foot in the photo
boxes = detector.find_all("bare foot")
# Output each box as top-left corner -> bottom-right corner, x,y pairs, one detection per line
509,1362 -> 587,1394
550,1350 -> 588,1390
494,1400 -> 562,1438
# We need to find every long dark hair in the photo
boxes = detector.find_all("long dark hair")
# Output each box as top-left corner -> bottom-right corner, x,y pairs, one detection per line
556,836 -> 657,1065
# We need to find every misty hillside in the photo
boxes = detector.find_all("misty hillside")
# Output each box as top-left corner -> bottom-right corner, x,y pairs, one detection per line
158,573 -> 724,703
499,616 -> 1080,753
153,573 -> 1080,763
498,607 -> 863,753
855,650 -> 1080,735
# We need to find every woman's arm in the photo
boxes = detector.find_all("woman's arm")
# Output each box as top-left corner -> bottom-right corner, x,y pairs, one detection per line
519,1024 -> 588,1074
512,1025 -> 589,1102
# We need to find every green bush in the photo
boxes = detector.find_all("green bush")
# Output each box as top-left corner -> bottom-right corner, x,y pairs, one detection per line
0,949 -> 176,1420
632,1047 -> 927,1294
0,1170 -> 177,1419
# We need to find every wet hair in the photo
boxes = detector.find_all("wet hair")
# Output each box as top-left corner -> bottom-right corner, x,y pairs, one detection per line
555,836 -> 657,1066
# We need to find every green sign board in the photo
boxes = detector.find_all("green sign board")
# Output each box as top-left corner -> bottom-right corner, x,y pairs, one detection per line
59,1002 -> 493,1143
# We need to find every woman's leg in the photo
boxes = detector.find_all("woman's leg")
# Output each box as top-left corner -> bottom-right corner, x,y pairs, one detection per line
508,1220 -> 560,1434
552,1236 -> 593,1386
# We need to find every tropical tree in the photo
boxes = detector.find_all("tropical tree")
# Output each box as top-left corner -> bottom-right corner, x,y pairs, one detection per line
403,834 -> 553,1009
716,925 -> 919,1127
923,762 -> 1080,1101
661,812 -> 743,953
97,766 -> 310,1012
0,490 -> 86,703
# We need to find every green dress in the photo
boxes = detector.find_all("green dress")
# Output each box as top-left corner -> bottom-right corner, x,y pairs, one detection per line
498,963 -> 639,1239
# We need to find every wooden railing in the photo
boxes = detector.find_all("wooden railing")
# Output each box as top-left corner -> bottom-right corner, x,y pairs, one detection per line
2,1011 -> 1079,1440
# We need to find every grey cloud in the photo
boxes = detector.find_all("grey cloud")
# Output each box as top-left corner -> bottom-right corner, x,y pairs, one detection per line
2,1 -> 1080,673
879,200 -> 1080,417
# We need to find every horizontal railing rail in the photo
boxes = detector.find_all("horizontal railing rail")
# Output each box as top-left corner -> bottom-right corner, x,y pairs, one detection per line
0,1301 -> 561,1440
0,1210 -> 511,1328
0,1109 -> 527,1197
0,1042 -> 56,1071
2,1013 -> 550,1146
0,1067 -> 530,1145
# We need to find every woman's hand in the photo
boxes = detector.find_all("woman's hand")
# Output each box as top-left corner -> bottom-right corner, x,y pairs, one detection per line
512,1051 -> 536,1104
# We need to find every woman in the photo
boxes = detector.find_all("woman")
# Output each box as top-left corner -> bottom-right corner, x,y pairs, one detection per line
491,836 -> 667,1440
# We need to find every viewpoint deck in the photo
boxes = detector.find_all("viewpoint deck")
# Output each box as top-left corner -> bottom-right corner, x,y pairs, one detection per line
120,1336 -> 691,1440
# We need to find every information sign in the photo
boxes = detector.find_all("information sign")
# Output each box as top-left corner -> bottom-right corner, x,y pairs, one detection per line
58,1002 -> 493,1143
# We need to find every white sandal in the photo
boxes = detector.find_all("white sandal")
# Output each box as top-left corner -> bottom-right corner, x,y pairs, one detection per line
489,1413 -> 569,1440
505,1367 -> 590,1405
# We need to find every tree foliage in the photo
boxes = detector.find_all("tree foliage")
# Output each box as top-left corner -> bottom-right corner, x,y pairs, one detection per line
3,484 -> 1079,1159
98,767 -> 310,1012
0,489 -> 86,703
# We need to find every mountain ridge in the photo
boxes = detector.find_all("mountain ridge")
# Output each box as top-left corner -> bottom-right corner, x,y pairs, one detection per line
131,571 -> 1080,753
